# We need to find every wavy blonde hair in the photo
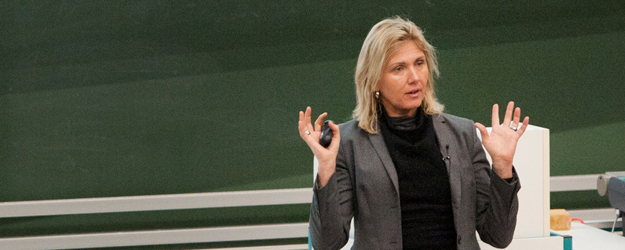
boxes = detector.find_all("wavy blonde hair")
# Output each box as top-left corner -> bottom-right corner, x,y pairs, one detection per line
352,16 -> 444,134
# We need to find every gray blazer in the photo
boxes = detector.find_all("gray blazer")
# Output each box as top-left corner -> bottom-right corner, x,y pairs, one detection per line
310,113 -> 521,250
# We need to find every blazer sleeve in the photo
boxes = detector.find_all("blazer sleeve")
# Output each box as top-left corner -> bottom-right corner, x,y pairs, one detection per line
309,138 -> 355,250
471,126 -> 522,248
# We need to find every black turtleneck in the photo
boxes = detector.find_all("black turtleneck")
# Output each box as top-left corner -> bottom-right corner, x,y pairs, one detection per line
378,107 -> 457,250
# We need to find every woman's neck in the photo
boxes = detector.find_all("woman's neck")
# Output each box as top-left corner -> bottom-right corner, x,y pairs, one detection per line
380,105 -> 424,131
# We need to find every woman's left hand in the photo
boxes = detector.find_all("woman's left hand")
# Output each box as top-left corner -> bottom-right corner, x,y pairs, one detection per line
475,101 -> 529,179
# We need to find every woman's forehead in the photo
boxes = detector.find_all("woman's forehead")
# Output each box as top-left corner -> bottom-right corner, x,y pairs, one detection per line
387,41 -> 425,63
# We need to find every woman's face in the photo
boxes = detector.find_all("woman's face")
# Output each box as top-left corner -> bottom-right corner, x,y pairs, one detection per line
377,40 -> 429,117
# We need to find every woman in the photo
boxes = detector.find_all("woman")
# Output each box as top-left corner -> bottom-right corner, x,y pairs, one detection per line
298,17 -> 528,250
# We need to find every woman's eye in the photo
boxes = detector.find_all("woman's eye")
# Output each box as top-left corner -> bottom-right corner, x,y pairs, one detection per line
394,67 -> 403,72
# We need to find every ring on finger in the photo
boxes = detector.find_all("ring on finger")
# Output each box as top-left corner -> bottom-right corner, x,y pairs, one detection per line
509,124 -> 518,131
305,130 -> 311,135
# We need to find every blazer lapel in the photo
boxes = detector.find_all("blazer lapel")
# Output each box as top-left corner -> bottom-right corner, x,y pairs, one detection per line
367,132 -> 400,194
432,114 -> 462,209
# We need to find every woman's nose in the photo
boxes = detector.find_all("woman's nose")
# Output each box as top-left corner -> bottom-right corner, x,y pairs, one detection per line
408,66 -> 419,82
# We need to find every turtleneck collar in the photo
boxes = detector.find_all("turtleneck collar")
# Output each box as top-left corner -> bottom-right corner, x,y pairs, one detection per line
379,105 -> 426,131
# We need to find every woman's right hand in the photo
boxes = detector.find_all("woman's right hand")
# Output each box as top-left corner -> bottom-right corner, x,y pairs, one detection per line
298,106 -> 341,187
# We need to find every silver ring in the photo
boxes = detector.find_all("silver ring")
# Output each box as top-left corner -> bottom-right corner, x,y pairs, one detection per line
305,130 -> 311,135
510,124 -> 518,131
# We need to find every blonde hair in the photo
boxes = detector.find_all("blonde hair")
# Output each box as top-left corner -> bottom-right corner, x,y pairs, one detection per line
352,16 -> 444,134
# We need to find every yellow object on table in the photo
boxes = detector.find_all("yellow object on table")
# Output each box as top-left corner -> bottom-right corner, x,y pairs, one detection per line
550,209 -> 571,230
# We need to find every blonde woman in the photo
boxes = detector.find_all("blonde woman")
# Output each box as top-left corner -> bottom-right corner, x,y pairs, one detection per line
298,16 -> 528,250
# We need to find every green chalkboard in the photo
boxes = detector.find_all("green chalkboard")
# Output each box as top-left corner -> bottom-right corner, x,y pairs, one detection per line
2,0 -> 625,244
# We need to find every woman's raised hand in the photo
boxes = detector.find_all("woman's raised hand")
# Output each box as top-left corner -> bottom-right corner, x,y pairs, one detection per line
298,106 -> 341,187
474,101 -> 529,179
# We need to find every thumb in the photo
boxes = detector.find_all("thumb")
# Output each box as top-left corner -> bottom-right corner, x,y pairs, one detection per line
327,121 -> 341,152
474,122 -> 489,140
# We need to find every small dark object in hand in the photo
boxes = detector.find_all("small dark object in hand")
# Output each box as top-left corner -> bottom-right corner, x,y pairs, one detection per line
319,120 -> 333,148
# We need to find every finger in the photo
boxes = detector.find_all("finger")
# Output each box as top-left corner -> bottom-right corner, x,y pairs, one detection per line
298,111 -> 312,140
299,110 -> 309,127
511,107 -> 521,129
304,106 -> 315,132
491,104 -> 500,128
314,112 -> 327,132
502,101 -> 514,127
304,106 -> 312,124
516,116 -> 530,135
299,108 -> 315,140
298,111 -> 304,132
474,122 -> 489,140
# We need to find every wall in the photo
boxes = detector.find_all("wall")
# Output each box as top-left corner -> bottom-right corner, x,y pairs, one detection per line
1,0 -> 624,248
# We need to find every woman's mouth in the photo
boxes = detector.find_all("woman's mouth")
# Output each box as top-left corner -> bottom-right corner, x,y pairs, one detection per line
407,89 -> 421,96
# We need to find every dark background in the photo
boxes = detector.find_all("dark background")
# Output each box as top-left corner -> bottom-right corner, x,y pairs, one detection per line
2,0 -> 624,248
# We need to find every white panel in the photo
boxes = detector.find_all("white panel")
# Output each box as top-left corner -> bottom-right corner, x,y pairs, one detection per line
0,223 -> 309,250
542,128 -> 551,237
0,188 -> 313,218
567,208 -> 619,221
550,174 -> 598,192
